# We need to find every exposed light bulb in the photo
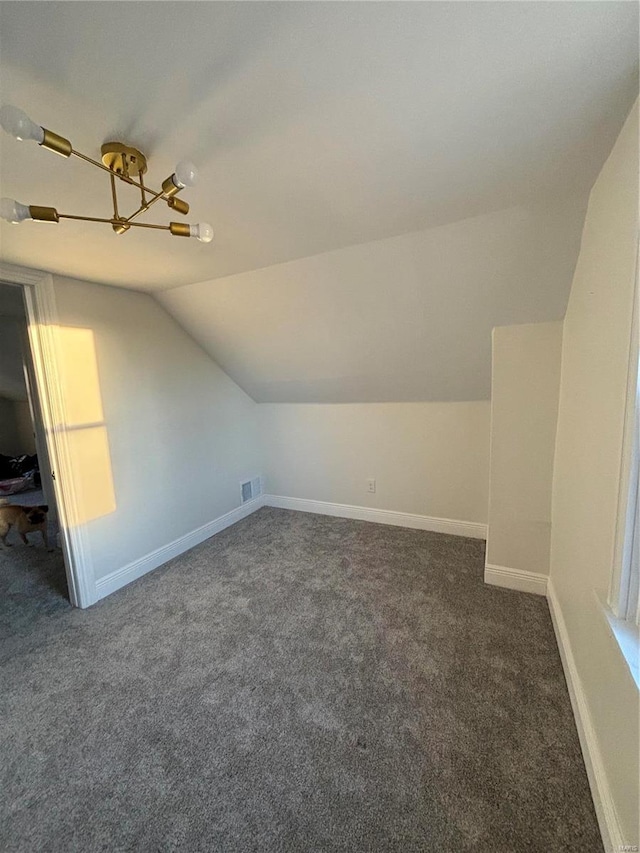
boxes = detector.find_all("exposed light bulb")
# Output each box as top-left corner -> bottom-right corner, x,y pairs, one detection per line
190,222 -> 214,243
173,160 -> 198,188
0,197 -> 32,224
0,105 -> 44,143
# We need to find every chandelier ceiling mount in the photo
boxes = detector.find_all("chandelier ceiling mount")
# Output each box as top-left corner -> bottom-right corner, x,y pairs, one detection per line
101,142 -> 148,178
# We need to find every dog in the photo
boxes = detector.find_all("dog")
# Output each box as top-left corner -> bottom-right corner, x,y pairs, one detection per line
0,503 -> 51,550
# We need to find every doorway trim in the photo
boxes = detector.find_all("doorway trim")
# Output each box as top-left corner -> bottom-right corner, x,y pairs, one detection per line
0,261 -> 94,607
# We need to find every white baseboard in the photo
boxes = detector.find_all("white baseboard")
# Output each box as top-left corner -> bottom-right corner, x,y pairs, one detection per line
484,569 -> 626,850
94,496 -> 265,602
263,494 -> 487,540
483,563 -> 548,596
93,494 -> 484,603
547,580 -> 624,853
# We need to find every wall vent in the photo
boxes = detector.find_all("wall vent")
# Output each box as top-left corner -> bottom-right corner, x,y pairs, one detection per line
240,477 -> 262,503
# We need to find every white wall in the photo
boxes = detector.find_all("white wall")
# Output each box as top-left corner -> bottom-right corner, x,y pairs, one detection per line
550,103 -> 638,843
487,322 -> 562,575
260,402 -> 490,524
52,276 -> 263,583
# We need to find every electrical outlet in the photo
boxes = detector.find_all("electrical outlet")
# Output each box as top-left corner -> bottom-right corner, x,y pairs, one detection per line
367,478 -> 376,493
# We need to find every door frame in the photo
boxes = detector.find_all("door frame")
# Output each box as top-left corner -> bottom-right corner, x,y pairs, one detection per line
0,261 -> 94,607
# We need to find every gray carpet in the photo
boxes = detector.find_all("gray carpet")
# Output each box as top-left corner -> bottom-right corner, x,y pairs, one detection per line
1,507 -> 602,852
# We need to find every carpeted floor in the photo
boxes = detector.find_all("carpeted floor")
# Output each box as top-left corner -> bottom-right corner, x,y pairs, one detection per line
1,507 -> 601,852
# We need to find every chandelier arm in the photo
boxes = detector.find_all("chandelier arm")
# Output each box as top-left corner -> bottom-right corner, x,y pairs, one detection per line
57,213 -> 171,231
120,191 -> 166,227
109,173 -> 120,220
58,214 -> 116,224
119,221 -> 171,231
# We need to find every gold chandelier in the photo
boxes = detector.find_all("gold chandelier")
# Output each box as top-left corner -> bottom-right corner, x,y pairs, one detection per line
0,105 -> 213,243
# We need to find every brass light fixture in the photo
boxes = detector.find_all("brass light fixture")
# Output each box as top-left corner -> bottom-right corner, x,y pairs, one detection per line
0,105 -> 213,243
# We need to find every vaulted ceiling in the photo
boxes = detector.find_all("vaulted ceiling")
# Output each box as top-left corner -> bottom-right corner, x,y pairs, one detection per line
0,2 -> 636,292
158,195 -> 589,402
0,2 -> 637,402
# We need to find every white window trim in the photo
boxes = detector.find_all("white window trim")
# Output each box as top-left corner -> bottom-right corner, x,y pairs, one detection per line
613,366 -> 639,623
599,594 -> 640,689
608,238 -> 640,627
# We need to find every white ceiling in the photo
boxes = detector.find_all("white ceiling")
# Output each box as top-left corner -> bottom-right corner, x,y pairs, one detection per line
0,2 -> 637,292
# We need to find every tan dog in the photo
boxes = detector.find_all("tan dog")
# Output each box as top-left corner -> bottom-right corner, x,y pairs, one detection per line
0,503 -> 51,550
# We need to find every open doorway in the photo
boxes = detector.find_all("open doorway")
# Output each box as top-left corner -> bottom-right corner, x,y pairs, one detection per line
0,264 -> 95,609
0,282 -> 69,609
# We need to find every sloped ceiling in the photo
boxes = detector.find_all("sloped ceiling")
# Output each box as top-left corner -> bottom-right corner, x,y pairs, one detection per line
159,195 -> 589,402
0,2 -> 637,292
0,3 -> 637,403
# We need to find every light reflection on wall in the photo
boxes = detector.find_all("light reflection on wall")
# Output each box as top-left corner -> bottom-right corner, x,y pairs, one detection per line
55,326 -> 116,523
